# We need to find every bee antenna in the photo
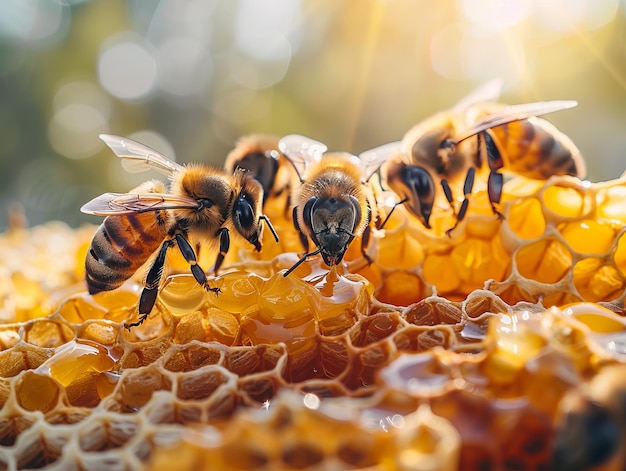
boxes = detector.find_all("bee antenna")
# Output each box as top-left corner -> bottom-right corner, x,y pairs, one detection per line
283,247 -> 322,277
260,214 -> 279,243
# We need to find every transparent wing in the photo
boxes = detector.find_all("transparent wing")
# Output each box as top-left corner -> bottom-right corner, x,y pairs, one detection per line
451,78 -> 504,112
358,141 -> 403,181
99,134 -> 183,176
455,100 -> 578,143
81,192 -> 200,216
278,134 -> 328,180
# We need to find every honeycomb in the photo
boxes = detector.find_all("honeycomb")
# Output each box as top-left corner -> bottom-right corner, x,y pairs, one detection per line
1,172 -> 626,470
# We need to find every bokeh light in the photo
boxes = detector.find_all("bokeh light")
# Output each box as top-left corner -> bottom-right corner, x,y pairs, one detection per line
1,0 -> 626,230
98,33 -> 157,101
0,0 -> 70,43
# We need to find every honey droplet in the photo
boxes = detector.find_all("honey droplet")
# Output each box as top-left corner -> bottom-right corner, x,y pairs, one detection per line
241,310 -> 316,346
159,275 -> 208,316
42,340 -> 116,387
258,273 -> 314,320
208,271 -> 263,315
311,271 -> 373,322
58,294 -> 109,323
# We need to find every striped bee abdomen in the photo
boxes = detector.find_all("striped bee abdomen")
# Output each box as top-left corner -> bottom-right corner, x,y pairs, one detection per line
85,212 -> 169,295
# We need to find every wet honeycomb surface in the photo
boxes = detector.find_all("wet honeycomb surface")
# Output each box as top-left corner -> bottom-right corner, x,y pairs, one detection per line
1,174 -> 626,470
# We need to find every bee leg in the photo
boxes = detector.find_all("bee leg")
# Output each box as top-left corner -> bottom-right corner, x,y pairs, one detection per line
175,233 -> 220,295
293,206 -> 309,252
260,214 -> 280,243
212,228 -> 230,276
482,131 -> 506,220
360,203 -> 373,265
360,225 -> 373,265
487,171 -> 505,220
445,167 -> 475,237
441,180 -> 457,216
128,239 -> 174,329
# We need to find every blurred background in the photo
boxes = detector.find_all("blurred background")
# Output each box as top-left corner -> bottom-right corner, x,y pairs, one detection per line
1,0 -> 626,230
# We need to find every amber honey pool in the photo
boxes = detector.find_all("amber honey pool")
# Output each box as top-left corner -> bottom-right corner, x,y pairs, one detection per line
2,173 -> 626,470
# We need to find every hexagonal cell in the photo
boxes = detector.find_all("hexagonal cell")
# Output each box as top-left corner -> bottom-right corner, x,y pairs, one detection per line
162,344 -> 224,373
450,237 -> 509,291
0,415 -> 36,447
376,271 -> 425,306
514,238 -> 573,284
224,345 -> 284,377
15,372 -> 60,413
613,231 -> 626,277
176,368 -> 229,401
23,321 -> 75,348
350,313 -> 401,347
573,258 -> 624,303
541,184 -> 591,219
118,367 -> 172,410
405,299 -> 462,326
507,197 -> 546,240
280,441 -> 325,468
78,418 -> 139,451
596,184 -> 626,224
559,219 -> 617,255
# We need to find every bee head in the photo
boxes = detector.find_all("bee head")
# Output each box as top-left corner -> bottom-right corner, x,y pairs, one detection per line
232,174 -> 263,251
409,127 -> 452,169
303,195 -> 361,266
225,136 -> 283,202
384,161 -> 435,229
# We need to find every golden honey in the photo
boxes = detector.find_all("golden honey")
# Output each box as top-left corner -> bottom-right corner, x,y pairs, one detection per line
1,173 -> 626,470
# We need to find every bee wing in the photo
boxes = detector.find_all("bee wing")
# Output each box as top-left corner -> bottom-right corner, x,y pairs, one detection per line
278,134 -> 328,180
99,134 -> 183,176
454,100 -> 578,143
358,141 -> 403,181
451,78 -> 504,112
81,192 -> 199,216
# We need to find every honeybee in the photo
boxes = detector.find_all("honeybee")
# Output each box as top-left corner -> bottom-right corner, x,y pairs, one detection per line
224,135 -> 297,209
278,134 -> 388,276
82,134 -> 278,328
380,80 -> 586,233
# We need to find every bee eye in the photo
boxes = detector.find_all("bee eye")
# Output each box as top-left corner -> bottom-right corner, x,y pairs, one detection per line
439,138 -> 456,150
303,196 -> 319,232
233,195 -> 255,231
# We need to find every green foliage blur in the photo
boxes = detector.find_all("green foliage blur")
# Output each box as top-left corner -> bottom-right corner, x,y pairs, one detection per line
1,0 -> 626,231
